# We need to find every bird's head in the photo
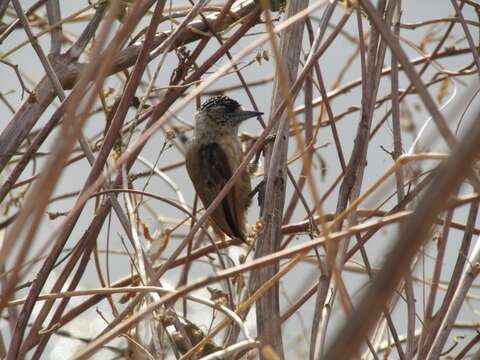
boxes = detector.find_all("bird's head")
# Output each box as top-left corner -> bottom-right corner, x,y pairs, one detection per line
197,96 -> 263,130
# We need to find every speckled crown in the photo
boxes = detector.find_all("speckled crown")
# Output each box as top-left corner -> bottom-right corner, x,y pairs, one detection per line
201,96 -> 241,113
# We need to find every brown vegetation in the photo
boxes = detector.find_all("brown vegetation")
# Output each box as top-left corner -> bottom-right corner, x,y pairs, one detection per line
0,0 -> 480,359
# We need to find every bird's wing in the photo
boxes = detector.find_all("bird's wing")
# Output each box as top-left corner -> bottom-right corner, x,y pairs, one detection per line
186,142 -> 244,240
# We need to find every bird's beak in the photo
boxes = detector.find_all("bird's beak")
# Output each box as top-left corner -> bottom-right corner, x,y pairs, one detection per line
232,110 -> 263,123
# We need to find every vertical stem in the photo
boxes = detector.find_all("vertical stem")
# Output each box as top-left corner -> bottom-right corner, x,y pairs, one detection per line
251,1 -> 308,357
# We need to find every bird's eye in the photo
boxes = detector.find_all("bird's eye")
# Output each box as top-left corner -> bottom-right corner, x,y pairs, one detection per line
207,107 -> 227,124
209,107 -> 224,117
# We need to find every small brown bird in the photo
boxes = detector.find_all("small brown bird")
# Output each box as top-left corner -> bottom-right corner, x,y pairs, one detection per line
186,96 -> 263,242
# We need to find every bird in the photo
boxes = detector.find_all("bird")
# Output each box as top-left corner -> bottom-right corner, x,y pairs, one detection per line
185,96 -> 263,242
